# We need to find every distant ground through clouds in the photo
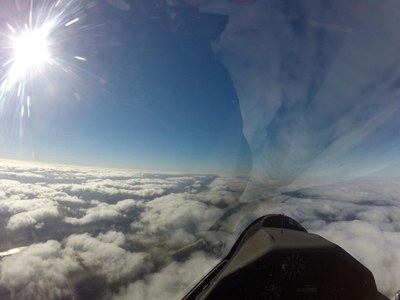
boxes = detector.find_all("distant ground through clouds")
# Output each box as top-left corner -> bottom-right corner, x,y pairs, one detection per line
0,159 -> 399,299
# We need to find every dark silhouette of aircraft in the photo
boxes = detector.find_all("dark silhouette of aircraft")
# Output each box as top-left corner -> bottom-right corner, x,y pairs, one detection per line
184,214 -> 395,300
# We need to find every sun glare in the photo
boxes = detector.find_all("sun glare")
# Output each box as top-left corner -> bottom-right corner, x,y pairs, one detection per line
12,28 -> 51,75
0,0 -> 88,98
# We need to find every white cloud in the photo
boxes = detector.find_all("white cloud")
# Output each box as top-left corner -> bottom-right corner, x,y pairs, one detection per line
63,204 -> 120,225
193,176 -> 247,206
136,193 -> 220,233
97,230 -> 126,246
0,198 -> 60,231
64,199 -> 140,225
115,199 -> 141,210
112,252 -> 218,300
63,233 -> 152,283
0,240 -> 81,300
53,193 -> 84,204
0,198 -> 55,214
130,186 -> 166,198
6,206 -> 59,230
0,231 -> 153,299
0,159 -> 398,299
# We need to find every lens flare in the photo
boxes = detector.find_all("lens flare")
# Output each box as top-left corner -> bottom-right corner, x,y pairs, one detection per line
13,29 -> 50,71
0,0 -> 88,96
0,0 -> 91,160
9,26 -> 52,83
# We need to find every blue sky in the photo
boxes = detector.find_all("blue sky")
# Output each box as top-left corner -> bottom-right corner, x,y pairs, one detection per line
0,1 -> 250,174
2,0 -> 400,181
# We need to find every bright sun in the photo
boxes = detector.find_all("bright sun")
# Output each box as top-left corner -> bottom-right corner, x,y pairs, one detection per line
0,1 -> 85,96
12,28 -> 51,76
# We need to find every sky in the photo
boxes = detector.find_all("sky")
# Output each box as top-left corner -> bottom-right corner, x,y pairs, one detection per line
1,0 -> 400,180
0,0 -> 250,174
1,0 -> 400,299
202,0 -> 400,187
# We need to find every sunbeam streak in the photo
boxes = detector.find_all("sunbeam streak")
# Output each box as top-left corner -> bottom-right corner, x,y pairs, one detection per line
0,0 -> 91,160
9,25 -> 52,83
1,1 -> 75,95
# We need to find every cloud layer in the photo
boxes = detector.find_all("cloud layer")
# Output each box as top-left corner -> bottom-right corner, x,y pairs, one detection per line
0,159 -> 399,299
0,159 -> 247,299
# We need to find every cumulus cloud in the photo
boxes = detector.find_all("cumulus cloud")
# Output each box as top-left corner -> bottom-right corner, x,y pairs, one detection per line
97,230 -> 126,246
64,199 -> 139,225
0,231 -> 153,299
0,240 -> 81,300
0,198 -> 60,230
0,198 -> 55,214
63,233 -> 152,283
0,157 -> 399,299
6,206 -> 60,230
130,192 -> 224,251
112,252 -> 218,300
134,193 -> 222,233
194,176 -> 247,206
0,159 -> 248,299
